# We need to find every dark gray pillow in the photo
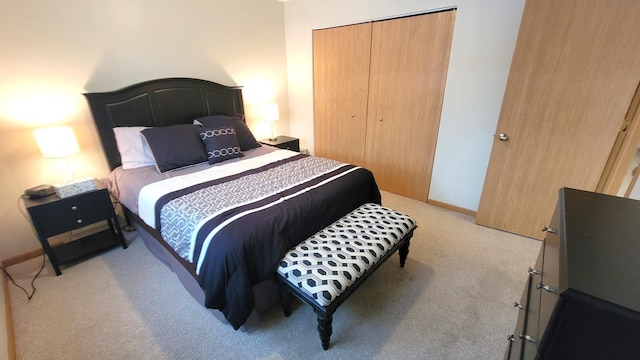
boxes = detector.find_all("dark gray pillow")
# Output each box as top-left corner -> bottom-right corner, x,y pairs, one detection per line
141,124 -> 208,172
200,127 -> 244,164
193,115 -> 261,151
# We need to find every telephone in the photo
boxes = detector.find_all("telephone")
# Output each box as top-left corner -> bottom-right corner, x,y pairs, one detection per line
24,184 -> 55,198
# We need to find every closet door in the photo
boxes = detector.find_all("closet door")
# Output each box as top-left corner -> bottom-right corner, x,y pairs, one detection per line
313,23 -> 372,167
476,0 -> 640,240
364,11 -> 455,201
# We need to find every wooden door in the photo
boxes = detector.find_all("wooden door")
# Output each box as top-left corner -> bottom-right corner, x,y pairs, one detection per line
364,11 -> 455,201
313,23 -> 372,167
476,0 -> 640,239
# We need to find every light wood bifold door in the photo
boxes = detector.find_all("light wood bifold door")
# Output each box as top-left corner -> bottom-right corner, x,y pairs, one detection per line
313,10 -> 456,201
313,22 -> 372,168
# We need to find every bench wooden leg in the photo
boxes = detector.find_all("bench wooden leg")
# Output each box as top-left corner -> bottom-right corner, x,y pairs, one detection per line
399,238 -> 411,268
279,280 -> 293,317
315,310 -> 333,350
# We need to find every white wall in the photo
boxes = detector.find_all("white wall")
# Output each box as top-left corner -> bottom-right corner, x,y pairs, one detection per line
282,0 -> 525,211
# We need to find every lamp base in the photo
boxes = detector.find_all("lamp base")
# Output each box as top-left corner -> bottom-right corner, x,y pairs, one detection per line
55,177 -> 97,198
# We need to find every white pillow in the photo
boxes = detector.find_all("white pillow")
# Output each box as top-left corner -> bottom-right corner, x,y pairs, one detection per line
113,127 -> 156,169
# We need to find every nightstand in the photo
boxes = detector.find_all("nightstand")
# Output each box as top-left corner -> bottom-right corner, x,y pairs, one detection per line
23,181 -> 127,275
259,136 -> 300,152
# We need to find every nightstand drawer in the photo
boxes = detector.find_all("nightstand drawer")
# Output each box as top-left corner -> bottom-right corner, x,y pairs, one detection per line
28,189 -> 115,237
278,139 -> 300,152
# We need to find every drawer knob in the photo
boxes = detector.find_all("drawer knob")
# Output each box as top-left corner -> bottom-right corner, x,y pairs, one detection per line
536,281 -> 558,294
71,205 -> 78,211
77,219 -> 83,224
513,301 -> 526,310
527,266 -> 541,275
542,225 -> 558,234
519,333 -> 537,343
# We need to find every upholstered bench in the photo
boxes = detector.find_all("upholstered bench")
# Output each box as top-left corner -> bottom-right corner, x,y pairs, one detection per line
277,203 -> 417,350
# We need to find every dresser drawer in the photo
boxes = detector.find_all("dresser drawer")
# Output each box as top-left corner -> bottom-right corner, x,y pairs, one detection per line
537,221 -> 560,340
506,274 -> 533,359
28,189 -> 115,237
506,244 -> 545,360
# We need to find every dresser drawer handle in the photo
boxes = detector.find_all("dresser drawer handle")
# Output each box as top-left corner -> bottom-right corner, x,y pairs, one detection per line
527,266 -> 541,275
542,225 -> 558,234
513,302 -> 526,310
71,205 -> 78,211
77,219 -> 83,224
519,333 -> 537,343
536,281 -> 558,294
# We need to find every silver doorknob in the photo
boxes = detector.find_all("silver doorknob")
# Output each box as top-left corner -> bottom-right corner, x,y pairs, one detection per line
497,133 -> 509,141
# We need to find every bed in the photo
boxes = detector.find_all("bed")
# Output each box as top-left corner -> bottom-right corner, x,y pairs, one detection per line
84,78 -> 381,330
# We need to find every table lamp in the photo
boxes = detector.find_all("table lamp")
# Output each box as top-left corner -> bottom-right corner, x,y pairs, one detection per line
33,126 -> 79,183
33,126 -> 95,197
261,103 -> 279,141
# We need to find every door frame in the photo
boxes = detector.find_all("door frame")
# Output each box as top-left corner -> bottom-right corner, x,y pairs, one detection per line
597,81 -> 640,195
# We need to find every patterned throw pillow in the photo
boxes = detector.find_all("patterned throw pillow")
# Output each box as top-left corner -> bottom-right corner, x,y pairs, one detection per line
193,115 -> 261,151
200,127 -> 244,164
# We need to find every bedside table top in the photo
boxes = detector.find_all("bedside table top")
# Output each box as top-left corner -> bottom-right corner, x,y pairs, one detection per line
259,136 -> 298,146
23,179 -> 106,209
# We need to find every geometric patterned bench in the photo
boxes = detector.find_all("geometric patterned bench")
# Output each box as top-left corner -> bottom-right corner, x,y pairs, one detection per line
277,203 -> 417,350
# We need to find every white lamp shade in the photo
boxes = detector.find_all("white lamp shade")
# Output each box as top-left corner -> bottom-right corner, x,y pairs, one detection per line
33,126 -> 80,158
261,103 -> 280,122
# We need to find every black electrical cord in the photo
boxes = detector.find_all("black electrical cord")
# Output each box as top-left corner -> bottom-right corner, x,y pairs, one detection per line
1,254 -> 45,300
5,195 -> 50,301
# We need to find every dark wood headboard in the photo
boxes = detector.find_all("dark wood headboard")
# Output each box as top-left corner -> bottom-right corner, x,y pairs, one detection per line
84,78 -> 244,170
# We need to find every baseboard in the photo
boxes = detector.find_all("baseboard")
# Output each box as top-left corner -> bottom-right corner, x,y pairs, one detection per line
1,260 -> 16,360
2,248 -> 44,268
427,199 -> 477,217
1,247 -> 44,360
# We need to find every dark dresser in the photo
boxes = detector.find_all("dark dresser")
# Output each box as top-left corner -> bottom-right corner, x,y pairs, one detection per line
505,188 -> 640,360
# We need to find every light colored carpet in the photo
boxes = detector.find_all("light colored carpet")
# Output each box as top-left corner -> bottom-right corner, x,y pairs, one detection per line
8,191 -> 541,359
